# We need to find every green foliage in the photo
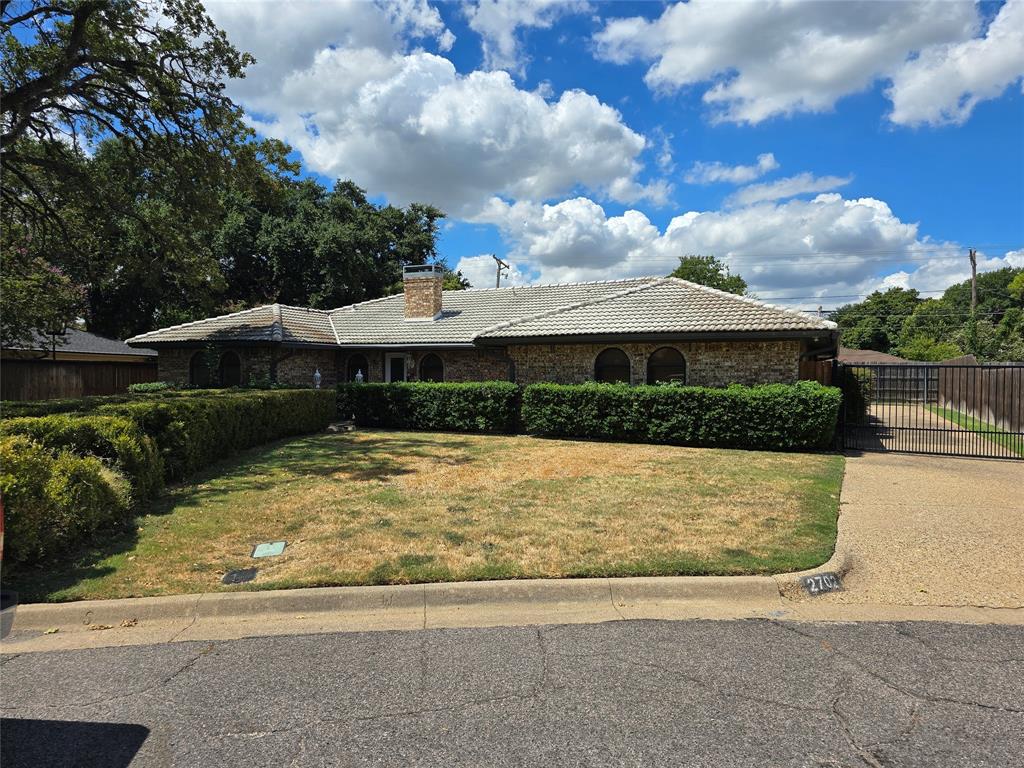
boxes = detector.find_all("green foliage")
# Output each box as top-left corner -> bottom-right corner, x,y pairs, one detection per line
1,0 -> 254,233
216,179 -> 446,313
834,287 -> 921,352
338,382 -> 521,434
0,435 -> 131,565
838,268 -> 1024,362
520,381 -> 841,451
442,268 -> 471,290
99,389 -> 337,480
128,381 -> 175,393
669,255 -> 747,295
0,248 -> 86,349
838,369 -> 874,424
896,335 -> 963,362
0,414 -> 163,501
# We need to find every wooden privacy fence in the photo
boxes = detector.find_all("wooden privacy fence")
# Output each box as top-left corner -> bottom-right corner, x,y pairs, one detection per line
798,359 -> 832,385
937,362 -> 1023,433
1,360 -> 157,401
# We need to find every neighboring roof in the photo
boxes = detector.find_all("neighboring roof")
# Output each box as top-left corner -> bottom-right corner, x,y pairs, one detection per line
127,277 -> 836,348
837,346 -> 908,364
8,328 -> 157,357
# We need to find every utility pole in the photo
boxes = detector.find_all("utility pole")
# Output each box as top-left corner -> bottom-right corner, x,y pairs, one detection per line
969,248 -> 977,312
493,254 -> 509,288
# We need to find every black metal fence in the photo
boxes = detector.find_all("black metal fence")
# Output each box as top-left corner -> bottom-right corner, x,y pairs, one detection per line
836,362 -> 1024,460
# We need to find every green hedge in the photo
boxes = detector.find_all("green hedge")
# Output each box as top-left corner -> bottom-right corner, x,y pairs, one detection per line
337,382 -> 520,434
0,414 -> 163,501
521,381 -> 841,451
839,368 -> 875,424
0,435 -> 132,565
0,390 -> 336,565
97,389 -> 337,481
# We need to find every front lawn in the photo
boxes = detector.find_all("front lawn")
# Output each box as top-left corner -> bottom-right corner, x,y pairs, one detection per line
6,430 -> 844,602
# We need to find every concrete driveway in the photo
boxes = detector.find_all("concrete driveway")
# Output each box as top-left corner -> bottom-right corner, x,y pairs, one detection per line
817,451 -> 1023,608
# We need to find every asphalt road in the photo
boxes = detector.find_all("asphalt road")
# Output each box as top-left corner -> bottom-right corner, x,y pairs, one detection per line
2,619 -> 1022,767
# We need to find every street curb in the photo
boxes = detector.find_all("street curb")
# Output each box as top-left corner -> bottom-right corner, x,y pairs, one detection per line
5,574 -> 781,633
773,547 -> 854,599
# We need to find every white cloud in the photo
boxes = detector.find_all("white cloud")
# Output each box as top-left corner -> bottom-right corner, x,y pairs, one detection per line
464,0 -> 590,74
454,253 -> 531,288
207,0 -> 659,217
476,192 -> 1022,306
593,0 -> 1020,126
685,153 -> 779,185
727,172 -> 852,206
887,0 -> 1024,126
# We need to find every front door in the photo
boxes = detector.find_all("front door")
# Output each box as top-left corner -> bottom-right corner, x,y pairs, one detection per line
386,354 -> 407,382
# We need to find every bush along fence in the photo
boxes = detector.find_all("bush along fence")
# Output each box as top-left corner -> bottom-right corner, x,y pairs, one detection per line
337,380 -> 841,451
0,389 -> 336,565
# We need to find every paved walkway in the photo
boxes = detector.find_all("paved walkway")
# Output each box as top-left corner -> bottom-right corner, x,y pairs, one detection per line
808,451 -> 1024,608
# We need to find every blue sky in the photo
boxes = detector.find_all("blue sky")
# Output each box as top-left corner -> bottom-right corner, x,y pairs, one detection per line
205,0 -> 1024,308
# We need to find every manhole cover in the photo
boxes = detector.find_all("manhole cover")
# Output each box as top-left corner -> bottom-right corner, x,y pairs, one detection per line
251,541 -> 287,558
222,568 -> 258,585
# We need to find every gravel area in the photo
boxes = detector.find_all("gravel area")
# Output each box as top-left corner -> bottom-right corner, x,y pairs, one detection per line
817,451 -> 1023,608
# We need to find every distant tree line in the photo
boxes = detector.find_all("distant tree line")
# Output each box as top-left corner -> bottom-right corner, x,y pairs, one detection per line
833,269 -> 1024,362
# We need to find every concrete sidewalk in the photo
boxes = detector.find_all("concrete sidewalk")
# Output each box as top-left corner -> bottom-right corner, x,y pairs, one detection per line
794,451 -> 1023,608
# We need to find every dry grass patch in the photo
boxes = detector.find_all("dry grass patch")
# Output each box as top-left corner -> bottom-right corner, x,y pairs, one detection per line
8,430 -> 844,601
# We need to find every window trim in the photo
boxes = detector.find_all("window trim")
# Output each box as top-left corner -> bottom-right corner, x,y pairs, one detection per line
346,353 -> 370,382
385,353 -> 407,382
645,346 -> 687,385
593,347 -> 631,384
418,352 -> 444,382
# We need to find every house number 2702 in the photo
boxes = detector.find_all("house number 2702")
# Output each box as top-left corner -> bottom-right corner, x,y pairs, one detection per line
802,572 -> 842,595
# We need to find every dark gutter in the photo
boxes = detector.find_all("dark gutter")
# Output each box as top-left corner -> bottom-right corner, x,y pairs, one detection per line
473,329 -> 835,346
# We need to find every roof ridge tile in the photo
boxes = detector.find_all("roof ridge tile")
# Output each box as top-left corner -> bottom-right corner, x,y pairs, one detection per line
663,277 -> 836,329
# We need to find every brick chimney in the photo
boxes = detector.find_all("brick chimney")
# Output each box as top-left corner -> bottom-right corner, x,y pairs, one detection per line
403,264 -> 444,320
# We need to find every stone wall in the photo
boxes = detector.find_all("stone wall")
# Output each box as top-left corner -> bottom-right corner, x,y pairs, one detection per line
158,339 -> 802,388
336,348 -> 512,383
507,340 -> 802,386
156,346 -> 336,388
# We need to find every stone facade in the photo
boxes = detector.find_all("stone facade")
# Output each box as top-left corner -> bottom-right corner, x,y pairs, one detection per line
507,340 -> 802,387
157,339 -> 802,388
157,346 -> 336,388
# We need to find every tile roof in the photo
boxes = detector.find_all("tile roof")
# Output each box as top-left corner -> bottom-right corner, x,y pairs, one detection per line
11,328 -> 157,357
126,305 -> 336,346
126,277 -> 835,348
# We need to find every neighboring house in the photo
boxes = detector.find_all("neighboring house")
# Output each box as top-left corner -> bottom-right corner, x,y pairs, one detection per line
126,265 -> 839,389
1,329 -> 157,401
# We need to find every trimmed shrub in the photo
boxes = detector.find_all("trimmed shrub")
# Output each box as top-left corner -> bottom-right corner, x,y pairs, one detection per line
521,380 -> 841,451
337,382 -> 521,434
98,388 -> 337,480
0,414 -> 163,501
128,381 -> 175,393
0,435 -> 131,564
839,368 -> 875,424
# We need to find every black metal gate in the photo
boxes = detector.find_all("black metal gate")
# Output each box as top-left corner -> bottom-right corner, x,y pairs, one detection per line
836,362 -> 1024,459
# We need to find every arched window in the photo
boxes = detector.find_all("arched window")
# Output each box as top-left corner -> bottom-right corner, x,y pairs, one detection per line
594,348 -> 630,383
189,352 -> 211,388
419,353 -> 444,382
346,354 -> 369,382
646,347 -> 686,385
218,351 -> 242,387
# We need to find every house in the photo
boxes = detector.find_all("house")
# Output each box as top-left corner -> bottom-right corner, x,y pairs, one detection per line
126,265 -> 839,389
1,328 -> 157,400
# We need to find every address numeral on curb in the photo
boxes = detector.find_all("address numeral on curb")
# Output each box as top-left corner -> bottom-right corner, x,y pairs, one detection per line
802,572 -> 842,595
